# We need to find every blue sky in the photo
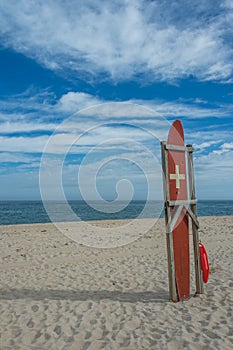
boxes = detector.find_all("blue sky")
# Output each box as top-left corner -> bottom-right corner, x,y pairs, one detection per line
0,0 -> 232,200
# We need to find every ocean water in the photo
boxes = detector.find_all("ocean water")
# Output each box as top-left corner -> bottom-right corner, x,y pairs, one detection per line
0,200 -> 232,225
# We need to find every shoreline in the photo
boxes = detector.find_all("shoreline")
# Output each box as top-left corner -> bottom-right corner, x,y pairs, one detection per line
0,214 -> 233,228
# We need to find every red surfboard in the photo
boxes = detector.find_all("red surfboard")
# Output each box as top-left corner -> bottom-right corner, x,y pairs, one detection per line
167,120 -> 190,300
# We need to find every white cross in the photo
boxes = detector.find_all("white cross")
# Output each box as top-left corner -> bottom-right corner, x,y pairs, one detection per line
170,165 -> 185,189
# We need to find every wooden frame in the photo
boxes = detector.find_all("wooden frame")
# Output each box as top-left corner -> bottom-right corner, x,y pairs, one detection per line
161,142 -> 203,302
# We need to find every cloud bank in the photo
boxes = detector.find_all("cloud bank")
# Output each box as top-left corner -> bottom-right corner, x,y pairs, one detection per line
0,0 -> 233,83
0,89 -> 232,199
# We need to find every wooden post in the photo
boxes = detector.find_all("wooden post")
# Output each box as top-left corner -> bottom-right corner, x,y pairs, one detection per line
186,145 -> 204,295
161,141 -> 178,302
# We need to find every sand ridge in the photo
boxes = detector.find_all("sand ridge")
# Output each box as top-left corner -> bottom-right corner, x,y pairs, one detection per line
0,216 -> 233,349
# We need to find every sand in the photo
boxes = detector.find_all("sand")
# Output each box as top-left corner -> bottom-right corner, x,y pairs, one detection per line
0,216 -> 232,350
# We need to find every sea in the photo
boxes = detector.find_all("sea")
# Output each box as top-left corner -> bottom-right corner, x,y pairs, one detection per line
0,200 -> 232,225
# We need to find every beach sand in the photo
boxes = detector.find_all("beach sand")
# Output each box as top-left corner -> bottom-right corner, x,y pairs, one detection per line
0,216 -> 232,349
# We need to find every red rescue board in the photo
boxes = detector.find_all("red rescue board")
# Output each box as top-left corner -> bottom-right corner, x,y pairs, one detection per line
167,120 -> 190,300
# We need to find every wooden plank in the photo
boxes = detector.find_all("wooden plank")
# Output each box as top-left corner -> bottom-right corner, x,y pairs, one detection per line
187,150 -> 203,295
161,141 -> 178,302
165,144 -> 195,152
167,199 -> 197,207
185,206 -> 200,229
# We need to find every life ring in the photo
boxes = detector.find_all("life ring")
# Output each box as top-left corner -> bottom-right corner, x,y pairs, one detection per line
199,242 -> 210,283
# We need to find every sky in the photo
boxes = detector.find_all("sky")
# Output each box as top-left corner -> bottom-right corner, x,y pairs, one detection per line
0,0 -> 233,201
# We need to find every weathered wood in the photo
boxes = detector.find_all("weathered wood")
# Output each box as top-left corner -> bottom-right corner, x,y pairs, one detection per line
187,148 -> 203,295
161,141 -> 178,302
161,137 -> 203,301
167,199 -> 197,207
165,144 -> 195,152
185,206 -> 200,229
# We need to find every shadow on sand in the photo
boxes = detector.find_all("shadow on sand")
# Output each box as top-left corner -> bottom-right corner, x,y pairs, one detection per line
0,288 -> 168,303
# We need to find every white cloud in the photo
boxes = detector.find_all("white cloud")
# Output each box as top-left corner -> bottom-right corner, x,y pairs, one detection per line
189,130 -> 232,149
0,121 -> 57,134
0,0 -> 232,83
56,93 -> 233,120
222,0 -> 233,10
195,149 -> 233,177
212,149 -> 228,155
58,92 -> 103,112
194,141 -> 220,150
0,135 -> 49,153
212,142 -> 233,155
133,99 -> 233,119
0,152 -> 35,164
221,142 -> 233,149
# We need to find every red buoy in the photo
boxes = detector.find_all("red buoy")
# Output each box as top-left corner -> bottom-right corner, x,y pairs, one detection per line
199,242 -> 210,283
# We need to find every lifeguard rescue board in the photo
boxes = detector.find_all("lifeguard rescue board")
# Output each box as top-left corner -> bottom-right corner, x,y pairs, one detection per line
167,120 -> 190,301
